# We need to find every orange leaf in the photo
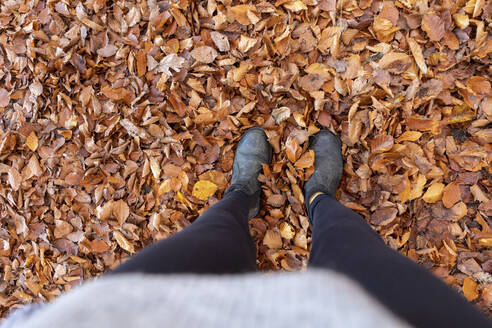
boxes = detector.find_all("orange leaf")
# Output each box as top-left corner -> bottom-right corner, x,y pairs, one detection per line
136,49 -> 147,77
396,130 -> 422,143
112,200 -> 130,225
463,277 -> 479,302
442,182 -> 461,208
285,136 -> 301,162
26,131 -> 38,151
422,183 -> 444,203
295,150 -> 315,169
371,135 -> 394,154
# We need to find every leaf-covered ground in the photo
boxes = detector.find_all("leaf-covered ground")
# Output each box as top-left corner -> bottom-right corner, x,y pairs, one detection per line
1,0 -> 492,320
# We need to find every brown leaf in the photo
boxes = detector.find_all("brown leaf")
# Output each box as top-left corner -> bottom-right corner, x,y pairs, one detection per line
113,231 -> 135,253
0,88 -> 9,107
91,239 -> 111,253
97,44 -> 118,57
317,110 -> 332,128
54,220 -> 73,239
96,201 -> 114,220
267,194 -> 286,207
371,207 -> 398,226
279,222 -> 295,239
422,12 -> 445,41
8,167 -> 22,191
396,131 -> 422,143
210,31 -> 230,52
112,200 -> 130,225
136,49 -> 147,77
285,136 -> 301,162
462,277 -> 479,302
442,182 -> 461,208
263,230 -> 283,249
371,135 -> 394,154
230,5 -> 259,25
295,150 -> 315,169
407,37 -> 428,74
299,74 -> 325,92
190,46 -> 218,64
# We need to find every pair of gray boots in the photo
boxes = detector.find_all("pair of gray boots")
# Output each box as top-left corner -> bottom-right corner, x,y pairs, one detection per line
225,127 -> 343,222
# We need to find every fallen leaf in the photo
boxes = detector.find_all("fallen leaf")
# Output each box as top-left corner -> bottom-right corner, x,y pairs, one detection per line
113,231 -> 135,253
285,136 -> 301,162
295,150 -> 315,169
0,88 -> 9,107
407,37 -> 428,74
192,180 -> 218,201
423,182 -> 445,203
54,220 -> 73,239
190,46 -> 218,64
112,200 -> 130,225
371,207 -> 398,226
97,44 -> 118,57
463,277 -> 479,301
210,31 -> 230,52
238,35 -> 258,53
263,230 -> 283,249
442,182 -> 461,208
26,131 -> 38,151
279,222 -> 295,239
422,12 -> 445,41
453,13 -> 469,29
272,107 -> 291,124
267,194 -> 285,207
371,135 -> 394,153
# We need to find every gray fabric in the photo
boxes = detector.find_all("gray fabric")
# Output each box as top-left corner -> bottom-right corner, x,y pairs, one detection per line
3,270 -> 411,328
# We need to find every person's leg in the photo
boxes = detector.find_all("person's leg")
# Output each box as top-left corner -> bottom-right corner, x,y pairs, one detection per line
303,130 -> 491,328
308,194 -> 492,328
112,127 -> 272,275
112,190 -> 256,274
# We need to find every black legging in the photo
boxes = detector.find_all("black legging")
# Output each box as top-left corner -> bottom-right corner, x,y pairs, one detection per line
112,190 -> 491,328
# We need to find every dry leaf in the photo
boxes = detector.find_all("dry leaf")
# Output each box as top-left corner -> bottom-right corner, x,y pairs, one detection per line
267,194 -> 285,207
283,0 -> 307,12
285,136 -> 301,162
422,12 -> 445,41
263,230 -> 283,249
191,46 -> 218,64
279,222 -> 295,239
295,150 -> 315,169
371,135 -> 394,154
96,201 -> 114,220
26,131 -> 38,151
453,13 -> 469,29
112,200 -> 130,225
54,220 -> 73,239
113,231 -> 135,253
230,5 -> 259,25
396,131 -> 422,143
423,183 -> 445,203
407,37 -> 428,74
463,277 -> 479,301
192,180 -> 218,201
442,182 -> 461,208
0,88 -> 9,107
272,107 -> 291,124
210,31 -> 230,52
238,35 -> 258,53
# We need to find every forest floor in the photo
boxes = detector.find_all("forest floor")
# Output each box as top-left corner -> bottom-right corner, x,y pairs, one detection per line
1,0 -> 492,319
